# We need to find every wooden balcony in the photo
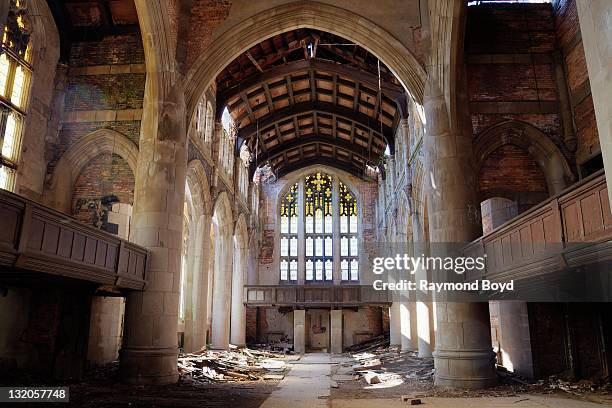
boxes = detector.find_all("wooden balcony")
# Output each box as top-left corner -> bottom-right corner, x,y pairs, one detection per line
465,170 -> 612,283
244,284 -> 391,307
0,189 -> 148,290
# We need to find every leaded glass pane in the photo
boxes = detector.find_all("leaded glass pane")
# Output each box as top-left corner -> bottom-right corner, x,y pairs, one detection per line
315,260 -> 323,280
290,237 -> 298,256
350,236 -> 358,256
341,237 -> 348,257
280,260 -> 288,281
325,260 -> 333,281
341,260 -> 349,281
306,260 -> 314,281
340,216 -> 348,233
315,237 -> 323,256
325,236 -> 333,256
290,260 -> 298,281
306,237 -> 313,256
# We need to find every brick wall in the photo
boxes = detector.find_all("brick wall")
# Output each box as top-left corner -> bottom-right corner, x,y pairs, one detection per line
466,2 -> 600,212
478,144 -> 548,213
552,0 -> 599,165
45,32 -> 144,223
71,153 -> 135,225
185,0 -> 232,70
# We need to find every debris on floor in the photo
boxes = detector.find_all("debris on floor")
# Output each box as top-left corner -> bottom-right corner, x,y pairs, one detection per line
178,346 -> 289,383
343,334 -> 390,353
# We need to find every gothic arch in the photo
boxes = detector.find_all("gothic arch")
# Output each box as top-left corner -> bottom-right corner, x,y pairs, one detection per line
230,214 -> 249,345
43,129 -> 139,213
186,160 -> 212,217
183,1 -> 427,125
474,120 -> 574,195
210,191 -> 234,349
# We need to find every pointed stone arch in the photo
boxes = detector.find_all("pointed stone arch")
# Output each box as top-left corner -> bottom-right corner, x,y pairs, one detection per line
183,1 -> 427,125
43,129 -> 139,213
474,120 -> 574,196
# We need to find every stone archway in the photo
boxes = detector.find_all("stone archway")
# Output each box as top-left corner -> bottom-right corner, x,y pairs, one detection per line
43,129 -> 139,213
180,161 -> 213,352
183,1 -> 427,124
210,192 -> 234,349
474,120 -> 574,196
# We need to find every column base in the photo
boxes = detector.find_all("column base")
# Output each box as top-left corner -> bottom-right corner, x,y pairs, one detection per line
119,347 -> 178,385
433,350 -> 497,389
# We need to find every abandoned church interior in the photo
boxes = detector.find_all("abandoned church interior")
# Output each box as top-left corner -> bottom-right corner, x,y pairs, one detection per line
0,0 -> 611,406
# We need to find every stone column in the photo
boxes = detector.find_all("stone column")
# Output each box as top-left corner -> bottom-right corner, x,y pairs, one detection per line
424,75 -> 496,388
576,1 -> 612,204
120,76 -> 187,384
412,212 -> 433,358
293,309 -> 306,354
230,245 -> 246,346
211,228 -> 232,349
400,301 -> 418,352
389,301 -> 402,346
330,309 -> 343,354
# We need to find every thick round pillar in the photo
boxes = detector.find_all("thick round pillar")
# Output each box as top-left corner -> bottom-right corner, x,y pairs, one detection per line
120,77 -> 187,385
389,302 -> 402,346
230,219 -> 248,347
424,76 -> 496,388
211,230 -> 232,349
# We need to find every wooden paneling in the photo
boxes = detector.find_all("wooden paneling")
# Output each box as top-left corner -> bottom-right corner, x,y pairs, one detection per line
0,189 -> 148,290
469,171 -> 612,281
244,285 -> 391,307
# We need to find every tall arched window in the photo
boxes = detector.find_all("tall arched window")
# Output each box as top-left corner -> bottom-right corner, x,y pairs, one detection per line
279,172 -> 359,283
0,0 -> 31,191
305,173 -> 333,281
280,183 -> 298,281
339,181 -> 358,281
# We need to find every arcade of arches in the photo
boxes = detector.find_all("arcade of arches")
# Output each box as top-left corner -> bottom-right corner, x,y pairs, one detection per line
0,0 -> 612,405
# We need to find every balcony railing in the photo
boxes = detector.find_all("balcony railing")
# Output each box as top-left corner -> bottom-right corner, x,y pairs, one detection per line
0,189 -> 148,290
244,284 -> 391,307
464,170 -> 612,282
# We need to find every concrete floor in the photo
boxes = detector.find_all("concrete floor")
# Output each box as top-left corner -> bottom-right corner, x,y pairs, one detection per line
259,353 -> 332,408
258,354 -> 612,408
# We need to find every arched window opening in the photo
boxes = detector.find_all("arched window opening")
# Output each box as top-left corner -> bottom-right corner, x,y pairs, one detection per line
195,97 -> 206,142
280,183 -> 298,281
339,181 -> 358,281
0,0 -> 31,191
279,172 -> 359,283
204,102 -> 213,143
305,173 -> 333,282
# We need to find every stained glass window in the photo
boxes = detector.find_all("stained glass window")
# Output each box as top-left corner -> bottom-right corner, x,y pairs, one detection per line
280,183 -> 298,281
305,172 -> 333,281
0,0 -> 31,191
279,173 -> 359,283
339,181 -> 359,280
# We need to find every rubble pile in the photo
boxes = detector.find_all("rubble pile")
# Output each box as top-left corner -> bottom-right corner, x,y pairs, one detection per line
341,344 -> 434,389
178,347 -> 288,383
343,334 -> 389,353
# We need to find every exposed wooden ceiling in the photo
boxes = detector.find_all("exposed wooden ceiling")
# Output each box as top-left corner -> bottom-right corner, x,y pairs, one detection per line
46,0 -> 140,60
217,29 -> 406,180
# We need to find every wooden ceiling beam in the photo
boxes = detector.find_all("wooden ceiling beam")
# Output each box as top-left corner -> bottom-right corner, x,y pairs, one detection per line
238,101 -> 393,143
274,158 -> 365,179
253,133 -> 376,167
217,60 -> 403,108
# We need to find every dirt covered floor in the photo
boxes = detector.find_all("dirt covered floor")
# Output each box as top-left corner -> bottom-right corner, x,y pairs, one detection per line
6,362 -> 280,408
330,350 -> 612,407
